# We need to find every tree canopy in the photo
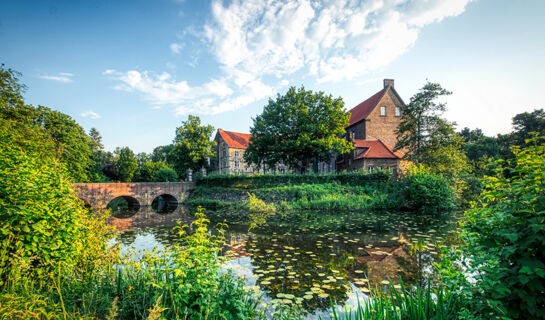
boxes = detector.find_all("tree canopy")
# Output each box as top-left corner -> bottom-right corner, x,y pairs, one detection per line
0,65 -> 93,182
170,115 -> 216,175
244,86 -> 353,172
114,147 -> 138,182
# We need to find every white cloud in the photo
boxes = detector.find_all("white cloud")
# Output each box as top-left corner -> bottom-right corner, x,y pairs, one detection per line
106,0 -> 472,115
38,72 -> 74,83
205,0 -> 473,83
169,42 -> 184,54
105,69 -> 271,115
80,110 -> 101,119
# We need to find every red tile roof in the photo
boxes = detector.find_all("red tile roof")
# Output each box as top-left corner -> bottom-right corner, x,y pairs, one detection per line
347,88 -> 387,127
218,129 -> 251,149
353,139 -> 404,159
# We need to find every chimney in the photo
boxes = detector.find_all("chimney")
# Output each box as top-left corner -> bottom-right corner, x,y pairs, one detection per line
383,79 -> 394,88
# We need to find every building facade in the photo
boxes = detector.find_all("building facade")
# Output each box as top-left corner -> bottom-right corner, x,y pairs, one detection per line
212,129 -> 290,174
337,79 -> 406,172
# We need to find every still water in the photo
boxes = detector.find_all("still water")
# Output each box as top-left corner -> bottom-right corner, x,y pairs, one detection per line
111,205 -> 459,319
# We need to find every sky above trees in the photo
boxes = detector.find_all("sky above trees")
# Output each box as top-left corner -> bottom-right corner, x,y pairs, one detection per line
2,0 -> 544,153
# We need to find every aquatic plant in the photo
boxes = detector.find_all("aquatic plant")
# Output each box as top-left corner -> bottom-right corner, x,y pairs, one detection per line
328,279 -> 459,320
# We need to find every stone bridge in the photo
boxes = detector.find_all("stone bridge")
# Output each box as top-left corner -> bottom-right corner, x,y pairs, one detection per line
72,182 -> 195,210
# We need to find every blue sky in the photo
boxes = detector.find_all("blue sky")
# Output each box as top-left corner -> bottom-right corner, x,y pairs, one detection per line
2,0 -> 544,153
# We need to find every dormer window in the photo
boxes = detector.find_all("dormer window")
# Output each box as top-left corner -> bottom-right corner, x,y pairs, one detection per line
395,106 -> 401,117
380,106 -> 386,116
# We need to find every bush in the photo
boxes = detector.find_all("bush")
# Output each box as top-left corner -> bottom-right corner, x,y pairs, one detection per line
456,139 -> 545,319
403,166 -> 456,213
0,142 -> 112,283
198,171 -> 392,188
153,167 -> 178,182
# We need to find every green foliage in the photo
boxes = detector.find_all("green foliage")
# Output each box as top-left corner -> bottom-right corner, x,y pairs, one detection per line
198,171 -> 391,188
245,193 -> 277,230
328,280 -> 459,320
153,167 -> 178,182
0,63 -> 26,109
0,141 -> 112,284
92,207 -> 264,319
1,65 -> 93,182
395,81 -> 452,162
134,160 -> 173,182
114,146 -> 138,182
170,115 -> 216,175
454,138 -> 545,319
396,82 -> 468,199
402,165 -> 456,214
244,86 -> 353,172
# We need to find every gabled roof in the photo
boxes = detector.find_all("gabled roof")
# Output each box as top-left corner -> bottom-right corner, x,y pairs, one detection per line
353,139 -> 404,159
217,129 -> 251,149
347,88 -> 387,127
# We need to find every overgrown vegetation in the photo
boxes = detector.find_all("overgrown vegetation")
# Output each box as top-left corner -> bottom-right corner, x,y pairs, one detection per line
439,137 -> 545,319
186,170 -> 457,228
328,280 -> 459,320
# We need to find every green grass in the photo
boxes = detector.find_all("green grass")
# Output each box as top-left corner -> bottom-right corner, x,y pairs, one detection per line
328,280 -> 459,320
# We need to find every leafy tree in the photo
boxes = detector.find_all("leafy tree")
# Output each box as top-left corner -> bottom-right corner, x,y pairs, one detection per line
396,82 -> 468,184
114,147 -> 138,182
244,86 -> 353,172
1,65 -> 92,182
154,167 -> 178,182
451,138 -> 545,319
460,127 -> 501,177
152,144 -> 174,164
170,115 -> 216,175
0,64 -> 26,109
511,108 -> 545,144
135,161 -> 172,182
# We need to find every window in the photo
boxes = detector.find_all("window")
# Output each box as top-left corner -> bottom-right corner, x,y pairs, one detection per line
234,151 -> 239,157
395,106 -> 401,117
380,106 -> 386,116
235,160 -> 239,168
368,166 -> 374,172
377,166 -> 383,171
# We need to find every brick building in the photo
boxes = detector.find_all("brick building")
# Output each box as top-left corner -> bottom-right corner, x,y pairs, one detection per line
211,129 -> 289,174
337,79 -> 406,172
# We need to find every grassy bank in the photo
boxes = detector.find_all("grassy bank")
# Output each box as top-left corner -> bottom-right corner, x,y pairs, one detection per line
184,170 -> 456,226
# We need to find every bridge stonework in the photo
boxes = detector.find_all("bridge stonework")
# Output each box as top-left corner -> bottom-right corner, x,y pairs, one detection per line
72,182 -> 195,209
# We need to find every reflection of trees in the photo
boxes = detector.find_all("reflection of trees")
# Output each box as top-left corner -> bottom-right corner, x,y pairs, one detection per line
115,230 -> 138,246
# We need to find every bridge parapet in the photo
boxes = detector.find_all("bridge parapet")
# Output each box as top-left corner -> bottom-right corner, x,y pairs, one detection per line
72,182 -> 195,209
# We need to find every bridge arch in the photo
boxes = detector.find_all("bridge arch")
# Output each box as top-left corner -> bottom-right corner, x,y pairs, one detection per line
107,196 -> 141,218
72,182 -> 195,210
151,194 -> 178,214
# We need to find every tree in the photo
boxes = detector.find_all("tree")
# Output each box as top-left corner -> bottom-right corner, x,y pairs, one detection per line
511,108 -> 545,144
244,86 -> 353,172
114,147 -> 138,182
396,82 -> 467,173
170,115 -> 216,175
0,63 -> 26,109
154,167 -> 178,182
1,66 -> 92,182
152,144 -> 174,164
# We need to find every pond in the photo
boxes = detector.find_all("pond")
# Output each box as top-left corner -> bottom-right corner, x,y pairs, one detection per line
111,205 -> 460,319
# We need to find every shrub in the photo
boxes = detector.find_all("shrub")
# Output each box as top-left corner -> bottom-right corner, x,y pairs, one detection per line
153,167 -> 178,182
456,139 -> 545,319
403,165 -> 456,213
0,142 -> 112,283
245,193 -> 277,230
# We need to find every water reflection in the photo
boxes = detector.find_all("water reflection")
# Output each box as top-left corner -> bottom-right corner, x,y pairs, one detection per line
111,208 -> 459,318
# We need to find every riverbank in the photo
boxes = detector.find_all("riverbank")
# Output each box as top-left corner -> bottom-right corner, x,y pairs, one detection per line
184,170 -> 456,227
